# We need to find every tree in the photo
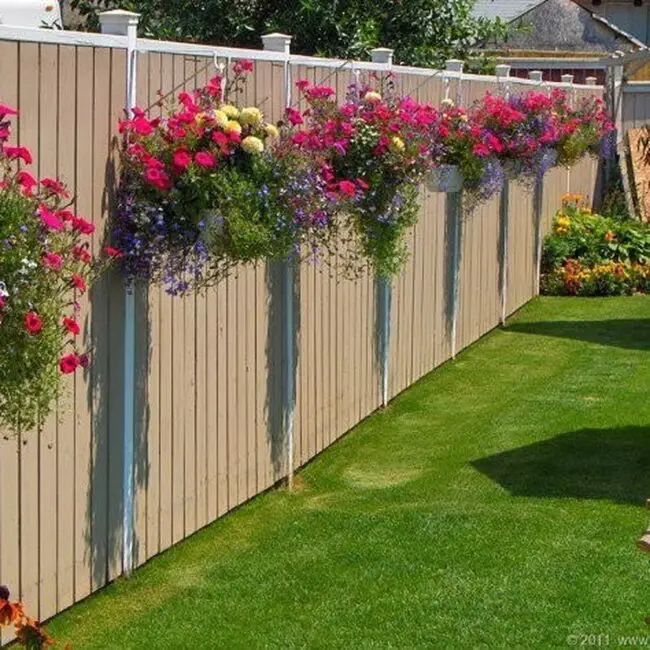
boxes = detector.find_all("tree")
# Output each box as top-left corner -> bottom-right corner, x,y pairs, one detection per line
70,0 -> 506,67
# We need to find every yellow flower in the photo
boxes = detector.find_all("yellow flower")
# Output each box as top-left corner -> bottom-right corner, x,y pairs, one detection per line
364,91 -> 382,103
213,110 -> 228,127
459,115 -> 468,123
194,111 -> 207,124
239,106 -> 263,126
441,98 -> 455,108
241,136 -> 265,154
224,120 -> 242,136
389,136 -> 405,152
264,123 -> 279,138
221,104 -> 240,118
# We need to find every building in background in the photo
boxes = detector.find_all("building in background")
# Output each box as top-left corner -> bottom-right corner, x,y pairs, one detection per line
473,0 -> 647,83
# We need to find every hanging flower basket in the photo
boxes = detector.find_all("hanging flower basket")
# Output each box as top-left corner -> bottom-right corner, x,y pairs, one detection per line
426,164 -> 463,193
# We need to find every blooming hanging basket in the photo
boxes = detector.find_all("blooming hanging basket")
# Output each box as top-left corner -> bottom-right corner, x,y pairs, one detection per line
426,164 -> 463,193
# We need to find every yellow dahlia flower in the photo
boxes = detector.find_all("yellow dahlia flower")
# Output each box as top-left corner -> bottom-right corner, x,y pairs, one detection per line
213,110 -> 228,127
224,120 -> 242,136
264,123 -> 279,138
221,104 -> 240,118
389,136 -> 405,152
239,106 -> 263,126
241,136 -> 265,154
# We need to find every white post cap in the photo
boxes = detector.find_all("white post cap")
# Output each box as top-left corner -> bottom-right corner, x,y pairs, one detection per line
528,70 -> 543,82
262,33 -> 292,55
370,48 -> 394,65
99,9 -> 140,35
585,76 -> 598,85
445,59 -> 464,73
561,73 -> 574,85
495,64 -> 511,79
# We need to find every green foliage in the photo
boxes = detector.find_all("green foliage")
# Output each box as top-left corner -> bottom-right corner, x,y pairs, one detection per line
70,0 -> 507,67
542,201 -> 650,273
0,192 -> 62,431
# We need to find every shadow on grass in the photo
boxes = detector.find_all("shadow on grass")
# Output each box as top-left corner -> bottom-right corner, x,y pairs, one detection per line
471,426 -> 650,507
506,319 -> 650,352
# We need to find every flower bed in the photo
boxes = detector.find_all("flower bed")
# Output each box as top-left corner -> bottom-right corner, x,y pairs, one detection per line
0,104 -> 115,433
541,195 -> 650,296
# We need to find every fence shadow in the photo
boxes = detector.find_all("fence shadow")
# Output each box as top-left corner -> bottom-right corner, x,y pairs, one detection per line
265,259 -> 300,481
87,138 -> 149,588
506,319 -> 650,352
471,426 -> 650,507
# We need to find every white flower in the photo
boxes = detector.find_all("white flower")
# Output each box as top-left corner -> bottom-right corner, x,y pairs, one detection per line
0,282 -> 8,298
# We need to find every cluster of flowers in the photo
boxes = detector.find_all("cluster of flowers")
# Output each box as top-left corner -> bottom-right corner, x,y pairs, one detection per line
116,64 -> 613,284
0,104 -> 118,432
439,89 -> 614,195
541,194 -> 650,296
289,75 -> 439,276
0,585 -> 53,648
116,60 -> 337,294
541,258 -> 650,296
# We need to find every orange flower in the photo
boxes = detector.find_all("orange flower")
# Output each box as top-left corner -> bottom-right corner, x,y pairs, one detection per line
604,230 -> 616,242
0,598 -> 24,626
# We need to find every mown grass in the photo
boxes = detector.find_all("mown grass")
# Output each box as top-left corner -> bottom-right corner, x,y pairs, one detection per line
47,297 -> 650,648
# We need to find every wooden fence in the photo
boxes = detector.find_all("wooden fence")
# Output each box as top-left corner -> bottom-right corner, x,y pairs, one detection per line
0,23 -> 600,639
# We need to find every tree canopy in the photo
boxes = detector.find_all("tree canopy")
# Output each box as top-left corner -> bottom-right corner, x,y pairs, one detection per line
70,0 -> 506,67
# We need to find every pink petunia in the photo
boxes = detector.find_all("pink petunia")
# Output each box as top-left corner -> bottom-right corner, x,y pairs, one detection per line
42,252 -> 64,271
194,151 -> 216,168
37,205 -> 64,231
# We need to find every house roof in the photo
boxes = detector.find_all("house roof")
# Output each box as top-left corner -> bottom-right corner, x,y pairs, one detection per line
472,0 -> 547,22
473,0 -> 647,51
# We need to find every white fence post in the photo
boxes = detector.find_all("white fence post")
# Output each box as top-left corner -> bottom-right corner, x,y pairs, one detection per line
371,47 -> 394,405
99,8 -> 140,577
263,33 -> 296,487
496,64 -> 510,325
585,76 -> 597,86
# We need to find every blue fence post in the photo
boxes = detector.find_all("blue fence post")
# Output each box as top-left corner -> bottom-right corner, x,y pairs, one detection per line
99,9 -> 141,577
262,32 -> 296,487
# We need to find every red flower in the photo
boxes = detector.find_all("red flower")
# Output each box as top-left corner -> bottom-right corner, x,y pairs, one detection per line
24,311 -> 43,335
17,171 -> 37,194
59,353 -> 80,374
37,205 -> 64,231
42,251 -> 64,271
3,145 -> 32,165
172,148 -> 192,170
0,104 -> 18,118
62,316 -> 80,336
71,274 -> 87,294
72,245 -> 92,264
338,180 -> 357,197
194,151 -> 216,168
233,59 -> 253,75
104,246 -> 123,259
41,177 -> 69,197
72,216 -> 95,235
144,167 -> 171,190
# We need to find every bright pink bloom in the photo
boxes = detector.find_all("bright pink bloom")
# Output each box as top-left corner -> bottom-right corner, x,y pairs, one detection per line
4,145 -> 32,165
71,274 -> 87,294
104,246 -> 123,259
144,167 -> 172,190
195,151 -> 216,168
72,216 -> 95,235
338,180 -> 357,197
38,205 -> 64,231
17,171 -> 37,194
41,177 -> 69,197
62,316 -> 80,336
24,311 -> 43,335
172,148 -> 192,170
59,353 -> 80,374
233,59 -> 253,75
0,104 -> 18,117
42,252 -> 64,271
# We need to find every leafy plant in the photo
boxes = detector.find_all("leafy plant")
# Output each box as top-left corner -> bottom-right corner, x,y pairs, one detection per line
0,104 -> 116,433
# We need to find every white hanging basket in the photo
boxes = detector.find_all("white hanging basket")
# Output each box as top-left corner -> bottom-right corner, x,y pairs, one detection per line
426,164 -> 463,193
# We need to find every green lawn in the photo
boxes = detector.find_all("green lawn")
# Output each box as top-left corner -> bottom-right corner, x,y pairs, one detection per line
48,297 -> 650,649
